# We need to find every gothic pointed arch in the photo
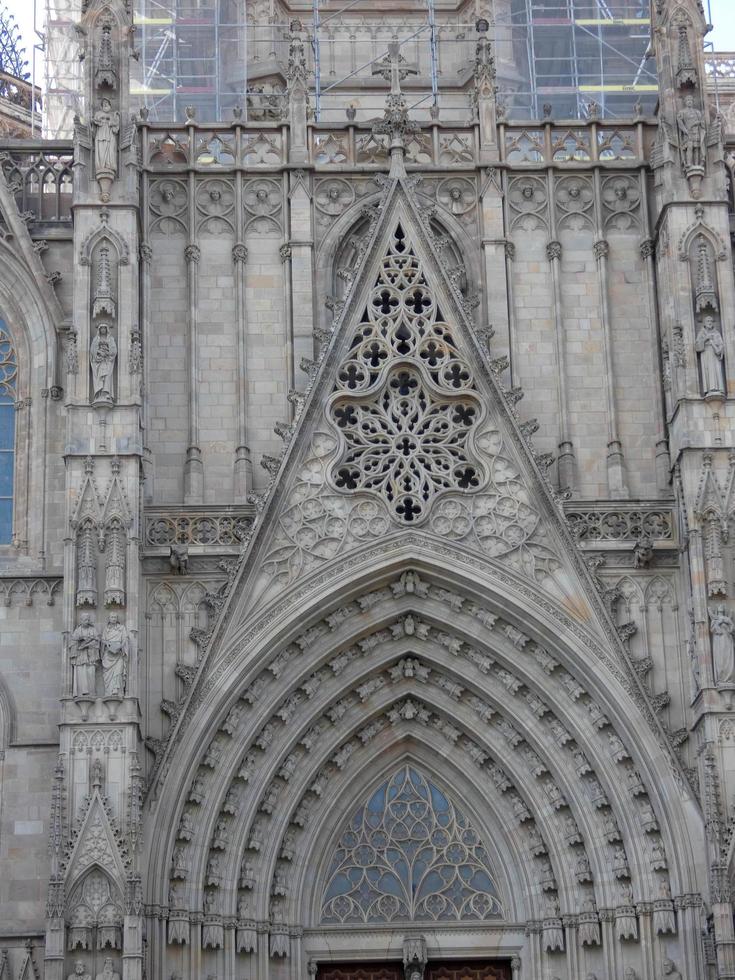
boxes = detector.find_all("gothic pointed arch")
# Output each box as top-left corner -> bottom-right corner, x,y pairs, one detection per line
0,669 -> 17,748
143,174 -> 704,977
79,219 -> 130,268
144,550 -> 702,933
317,762 -> 505,925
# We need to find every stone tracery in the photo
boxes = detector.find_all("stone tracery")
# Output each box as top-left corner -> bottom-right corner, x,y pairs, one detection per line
319,765 -> 504,923
157,566 -> 678,953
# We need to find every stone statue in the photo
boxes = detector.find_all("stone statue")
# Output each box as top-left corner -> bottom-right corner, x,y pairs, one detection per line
169,543 -> 189,574
579,900 -> 601,946
633,534 -> 654,568
695,316 -> 725,397
168,881 -> 184,907
624,970 -> 638,980
661,960 -> 682,980
69,613 -> 101,697
93,97 -> 120,178
677,94 -> 706,171
68,964 -> 91,980
474,19 -> 494,83
688,625 -> 702,693
90,322 -> 117,405
101,613 -> 130,696
543,896 -> 564,952
709,605 -> 735,685
95,958 -> 120,980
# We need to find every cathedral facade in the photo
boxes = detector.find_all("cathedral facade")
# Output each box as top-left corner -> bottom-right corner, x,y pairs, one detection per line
0,2 -> 733,979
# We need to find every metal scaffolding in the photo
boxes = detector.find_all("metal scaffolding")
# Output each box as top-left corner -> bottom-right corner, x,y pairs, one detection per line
38,0 -> 661,136
503,0 -> 657,119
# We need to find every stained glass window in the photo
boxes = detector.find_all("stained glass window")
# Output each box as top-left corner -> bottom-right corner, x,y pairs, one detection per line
320,766 -> 503,924
0,323 -> 17,544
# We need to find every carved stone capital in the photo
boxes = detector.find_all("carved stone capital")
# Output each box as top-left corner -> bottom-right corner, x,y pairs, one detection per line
593,239 -> 610,260
640,237 -> 655,259
546,240 -> 562,262
184,244 -> 201,265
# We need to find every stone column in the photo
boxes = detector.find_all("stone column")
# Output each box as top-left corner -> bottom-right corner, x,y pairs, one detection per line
545,233 -> 575,491
280,242 -> 295,416
288,173 -> 315,389
183,235 -> 203,504
140,164 -> 154,502
232,240 -> 251,501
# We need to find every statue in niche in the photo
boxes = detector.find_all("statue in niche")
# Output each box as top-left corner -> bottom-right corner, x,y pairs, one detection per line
93,97 -> 119,198
67,964 -> 92,980
90,322 -> 117,405
677,94 -> 706,171
70,613 -> 101,697
95,959 -> 120,980
709,605 -> 735,685
101,613 -> 130,697
695,316 -> 725,397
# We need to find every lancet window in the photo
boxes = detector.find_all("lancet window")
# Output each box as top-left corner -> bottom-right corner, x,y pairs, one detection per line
320,766 -> 503,924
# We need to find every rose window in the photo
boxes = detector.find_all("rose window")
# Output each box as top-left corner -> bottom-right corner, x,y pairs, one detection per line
330,225 -> 484,524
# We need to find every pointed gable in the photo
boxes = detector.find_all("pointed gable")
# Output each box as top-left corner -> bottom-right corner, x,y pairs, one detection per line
263,216 -> 541,582
217,180 -> 605,634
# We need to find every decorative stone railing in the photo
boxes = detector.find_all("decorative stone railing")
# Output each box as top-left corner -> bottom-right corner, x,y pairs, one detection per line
706,53 -> 735,80
144,507 -> 255,550
0,142 -> 73,221
563,503 -> 675,543
501,121 -> 650,165
139,118 -> 652,171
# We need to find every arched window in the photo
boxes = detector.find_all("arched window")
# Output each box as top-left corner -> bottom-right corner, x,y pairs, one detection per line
0,322 -> 17,544
320,765 -> 503,924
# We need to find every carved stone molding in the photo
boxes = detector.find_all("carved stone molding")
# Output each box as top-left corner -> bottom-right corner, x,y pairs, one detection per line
0,575 -> 63,606
564,504 -> 675,544
144,508 -> 256,550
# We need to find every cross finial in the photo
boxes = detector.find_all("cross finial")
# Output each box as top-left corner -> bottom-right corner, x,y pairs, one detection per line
372,41 -> 418,97
371,41 -> 420,166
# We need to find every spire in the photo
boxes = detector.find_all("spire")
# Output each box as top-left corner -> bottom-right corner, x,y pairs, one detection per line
675,14 -> 697,88
92,244 -> 116,317
695,235 -> 718,313
372,41 -> 419,175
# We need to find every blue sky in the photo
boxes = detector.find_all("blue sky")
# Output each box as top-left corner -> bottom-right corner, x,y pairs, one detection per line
709,0 -> 735,50
5,0 -> 735,87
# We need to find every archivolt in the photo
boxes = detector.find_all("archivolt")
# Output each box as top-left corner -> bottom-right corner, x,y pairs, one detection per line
146,554 -> 702,933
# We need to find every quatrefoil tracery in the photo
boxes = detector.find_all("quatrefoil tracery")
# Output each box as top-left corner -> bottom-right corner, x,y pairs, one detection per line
329,224 -> 485,524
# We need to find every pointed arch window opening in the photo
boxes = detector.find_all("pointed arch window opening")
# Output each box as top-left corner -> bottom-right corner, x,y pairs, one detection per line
320,765 -> 504,924
0,322 -> 17,544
